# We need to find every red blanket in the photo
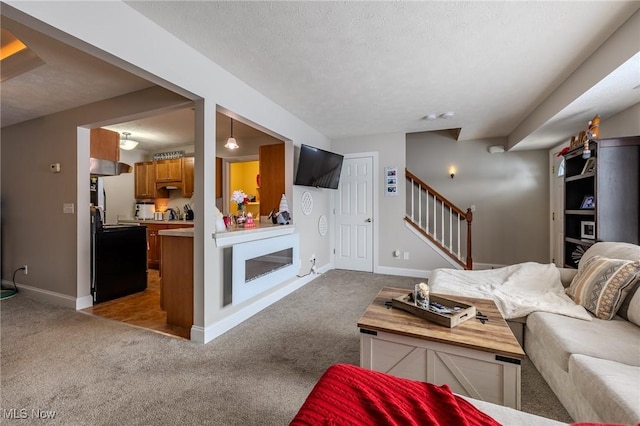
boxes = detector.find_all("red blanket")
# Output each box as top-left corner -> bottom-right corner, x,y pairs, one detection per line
290,364 -> 501,426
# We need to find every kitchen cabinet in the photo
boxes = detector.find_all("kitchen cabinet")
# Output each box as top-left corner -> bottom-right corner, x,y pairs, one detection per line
155,158 -> 183,182
259,143 -> 285,216
135,162 -> 168,199
90,128 -> 119,162
144,222 -> 194,269
182,156 -> 195,197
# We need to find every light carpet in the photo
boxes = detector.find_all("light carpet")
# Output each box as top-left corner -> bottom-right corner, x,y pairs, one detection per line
0,270 -> 572,425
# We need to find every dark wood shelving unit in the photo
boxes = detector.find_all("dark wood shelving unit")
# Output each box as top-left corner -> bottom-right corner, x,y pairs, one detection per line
563,136 -> 640,268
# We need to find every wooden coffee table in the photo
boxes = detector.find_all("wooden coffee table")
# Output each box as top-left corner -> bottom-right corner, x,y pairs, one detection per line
358,287 -> 525,409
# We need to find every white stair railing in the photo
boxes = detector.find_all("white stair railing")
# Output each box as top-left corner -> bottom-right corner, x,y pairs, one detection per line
405,169 -> 473,270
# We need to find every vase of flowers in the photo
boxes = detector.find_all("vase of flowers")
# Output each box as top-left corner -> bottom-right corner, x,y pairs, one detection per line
231,189 -> 249,226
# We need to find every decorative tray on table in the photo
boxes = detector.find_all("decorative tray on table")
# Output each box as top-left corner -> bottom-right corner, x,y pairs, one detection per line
391,293 -> 476,328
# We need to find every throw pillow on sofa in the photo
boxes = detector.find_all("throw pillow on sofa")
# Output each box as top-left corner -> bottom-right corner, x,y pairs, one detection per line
566,255 -> 640,320
617,279 -> 640,326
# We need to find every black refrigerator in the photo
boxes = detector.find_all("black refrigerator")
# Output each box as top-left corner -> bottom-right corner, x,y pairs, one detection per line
90,208 -> 147,303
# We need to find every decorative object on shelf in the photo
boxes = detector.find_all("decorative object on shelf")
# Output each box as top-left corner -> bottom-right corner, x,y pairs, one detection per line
414,282 -> 430,309
581,221 -> 595,240
153,150 -> 184,160
571,245 -> 586,266
582,114 -> 600,159
580,195 -> 595,209
570,135 -> 582,150
225,117 -> 239,150
231,189 -> 248,213
587,115 -> 600,140
391,292 -> 476,328
214,207 -> 227,233
245,212 -> 255,228
301,191 -> 313,215
581,157 -> 596,174
119,132 -> 139,151
275,194 -> 291,224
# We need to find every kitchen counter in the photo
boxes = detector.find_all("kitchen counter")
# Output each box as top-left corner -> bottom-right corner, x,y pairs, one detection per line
119,219 -> 195,225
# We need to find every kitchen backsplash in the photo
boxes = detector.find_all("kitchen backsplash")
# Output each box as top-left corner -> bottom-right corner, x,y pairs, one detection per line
155,193 -> 194,218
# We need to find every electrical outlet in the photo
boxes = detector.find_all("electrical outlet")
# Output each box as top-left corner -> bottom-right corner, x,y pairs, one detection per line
403,252 -> 409,260
23,264 -> 28,275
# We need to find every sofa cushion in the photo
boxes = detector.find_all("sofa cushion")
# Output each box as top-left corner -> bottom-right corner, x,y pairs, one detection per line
579,241 -> 640,266
617,279 -> 640,326
569,354 -> 640,425
526,312 -> 640,371
565,255 -> 640,320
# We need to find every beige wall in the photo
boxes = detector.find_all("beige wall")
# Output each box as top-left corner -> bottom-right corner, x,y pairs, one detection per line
599,102 -> 640,138
1,87 -> 191,298
335,131 -> 550,270
333,133 -> 455,276
406,132 -> 550,265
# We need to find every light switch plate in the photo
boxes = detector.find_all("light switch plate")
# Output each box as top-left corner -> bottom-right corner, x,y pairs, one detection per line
63,203 -> 75,214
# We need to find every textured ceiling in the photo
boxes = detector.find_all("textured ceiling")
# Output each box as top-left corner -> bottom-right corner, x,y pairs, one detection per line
2,2 -> 639,153
126,1 -> 640,148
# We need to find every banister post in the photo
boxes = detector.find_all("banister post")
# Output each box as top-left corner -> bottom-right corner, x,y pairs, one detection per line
465,208 -> 473,270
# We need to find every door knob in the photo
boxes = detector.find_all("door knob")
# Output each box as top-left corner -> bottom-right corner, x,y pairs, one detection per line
365,218 -> 372,223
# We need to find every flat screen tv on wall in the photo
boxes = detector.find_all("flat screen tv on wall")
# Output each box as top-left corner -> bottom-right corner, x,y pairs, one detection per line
294,144 -> 344,189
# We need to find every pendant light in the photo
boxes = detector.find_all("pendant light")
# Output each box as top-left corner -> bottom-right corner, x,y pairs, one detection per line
225,118 -> 239,149
119,132 -> 138,150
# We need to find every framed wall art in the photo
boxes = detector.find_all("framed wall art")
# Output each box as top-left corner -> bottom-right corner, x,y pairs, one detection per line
385,167 -> 398,196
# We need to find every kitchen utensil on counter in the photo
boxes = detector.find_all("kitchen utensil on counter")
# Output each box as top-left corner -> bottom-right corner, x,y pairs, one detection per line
184,204 -> 194,220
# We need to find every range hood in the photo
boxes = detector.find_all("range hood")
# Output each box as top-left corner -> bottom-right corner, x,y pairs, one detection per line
90,158 -> 132,176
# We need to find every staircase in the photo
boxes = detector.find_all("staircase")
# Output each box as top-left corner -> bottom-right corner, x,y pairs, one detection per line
405,169 -> 473,270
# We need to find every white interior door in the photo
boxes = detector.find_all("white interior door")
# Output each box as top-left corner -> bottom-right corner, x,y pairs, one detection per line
335,156 -> 374,272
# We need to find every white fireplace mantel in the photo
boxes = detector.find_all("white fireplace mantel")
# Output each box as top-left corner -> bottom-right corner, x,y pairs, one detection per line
213,223 -> 295,247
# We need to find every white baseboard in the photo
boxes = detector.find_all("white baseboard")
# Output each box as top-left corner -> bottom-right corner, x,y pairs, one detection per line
375,265 -> 430,279
192,263 -> 331,344
1,279 -> 88,309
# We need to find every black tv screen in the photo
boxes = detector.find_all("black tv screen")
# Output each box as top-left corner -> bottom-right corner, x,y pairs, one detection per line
294,144 -> 344,189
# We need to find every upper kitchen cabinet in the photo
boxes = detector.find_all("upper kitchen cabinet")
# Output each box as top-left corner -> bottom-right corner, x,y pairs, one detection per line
90,128 -> 119,161
135,161 -> 168,200
259,143 -> 285,216
155,158 -> 183,182
182,157 -> 195,197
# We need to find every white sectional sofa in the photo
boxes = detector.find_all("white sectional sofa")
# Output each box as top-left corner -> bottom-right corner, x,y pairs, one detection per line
524,242 -> 640,424
429,241 -> 640,424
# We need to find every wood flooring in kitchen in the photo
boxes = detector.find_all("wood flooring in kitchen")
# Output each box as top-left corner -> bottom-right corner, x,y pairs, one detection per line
81,270 -> 190,340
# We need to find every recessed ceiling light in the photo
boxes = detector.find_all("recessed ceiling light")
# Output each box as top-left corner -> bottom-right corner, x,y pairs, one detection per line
441,112 -> 455,119
423,114 -> 437,121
